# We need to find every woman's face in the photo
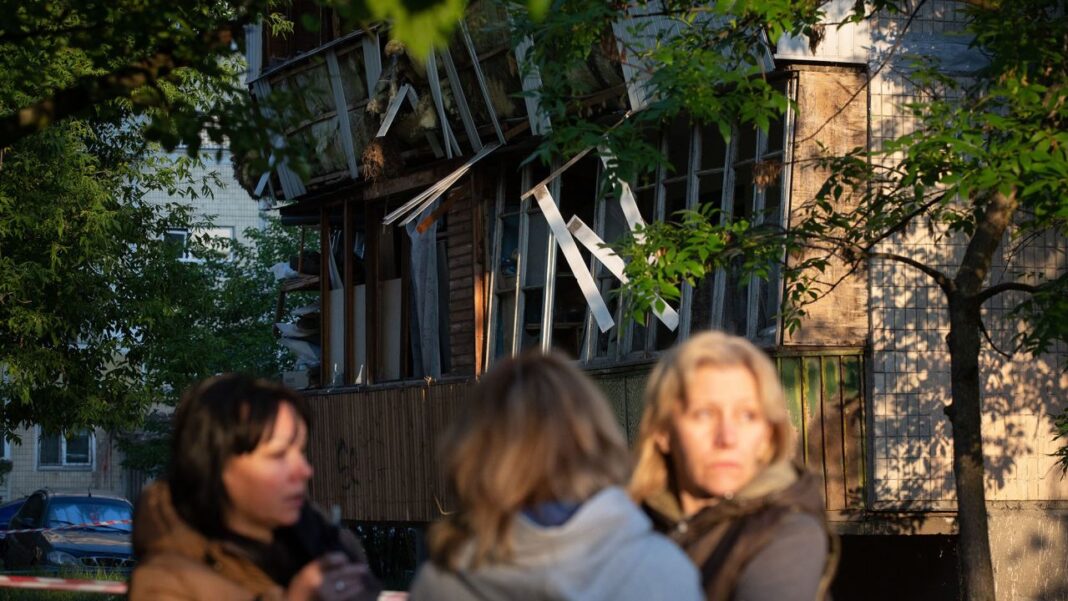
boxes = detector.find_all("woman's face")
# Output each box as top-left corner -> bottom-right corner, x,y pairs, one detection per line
222,402 -> 313,541
657,364 -> 773,514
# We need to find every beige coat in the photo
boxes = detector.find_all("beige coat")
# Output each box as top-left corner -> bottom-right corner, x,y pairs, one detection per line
128,482 -> 285,601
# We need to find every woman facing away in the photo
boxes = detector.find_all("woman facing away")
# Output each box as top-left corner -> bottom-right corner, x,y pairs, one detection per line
410,351 -> 702,601
630,331 -> 838,601
129,374 -> 379,601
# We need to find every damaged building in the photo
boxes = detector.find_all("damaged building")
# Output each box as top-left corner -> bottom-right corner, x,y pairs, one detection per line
238,2 -> 1068,599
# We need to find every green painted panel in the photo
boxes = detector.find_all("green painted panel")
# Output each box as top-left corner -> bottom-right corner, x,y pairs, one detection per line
802,357 -> 823,467
841,355 -> 865,507
778,357 -> 805,458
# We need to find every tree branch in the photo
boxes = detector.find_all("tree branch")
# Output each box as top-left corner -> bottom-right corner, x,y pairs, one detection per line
956,189 -> 1018,295
870,251 -> 954,294
974,281 -> 1038,304
0,23 -> 242,148
978,316 -> 1013,360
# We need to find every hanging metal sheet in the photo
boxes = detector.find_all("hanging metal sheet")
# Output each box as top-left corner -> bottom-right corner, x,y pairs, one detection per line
531,185 -> 614,332
566,216 -> 679,330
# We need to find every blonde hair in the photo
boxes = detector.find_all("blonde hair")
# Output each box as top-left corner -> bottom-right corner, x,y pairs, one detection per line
629,331 -> 795,503
429,351 -> 630,569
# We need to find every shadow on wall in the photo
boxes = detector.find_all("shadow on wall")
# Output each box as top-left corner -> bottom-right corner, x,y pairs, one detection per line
832,535 -> 960,601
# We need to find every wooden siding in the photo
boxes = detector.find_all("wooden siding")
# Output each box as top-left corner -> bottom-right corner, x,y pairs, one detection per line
307,349 -> 867,522
446,186 -> 477,376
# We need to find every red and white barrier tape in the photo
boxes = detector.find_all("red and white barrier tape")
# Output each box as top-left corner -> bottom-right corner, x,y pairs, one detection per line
0,518 -> 132,537
0,576 -> 409,598
0,575 -> 127,594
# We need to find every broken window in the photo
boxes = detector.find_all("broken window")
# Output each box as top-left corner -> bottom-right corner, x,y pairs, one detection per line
486,78 -> 793,366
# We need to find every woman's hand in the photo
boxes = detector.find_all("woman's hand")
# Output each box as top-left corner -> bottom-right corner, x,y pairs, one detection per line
286,552 -> 380,601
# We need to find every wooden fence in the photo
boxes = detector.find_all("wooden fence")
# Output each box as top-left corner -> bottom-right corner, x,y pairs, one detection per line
306,349 -> 867,522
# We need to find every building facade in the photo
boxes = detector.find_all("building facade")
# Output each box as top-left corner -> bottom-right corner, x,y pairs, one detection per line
241,2 -> 1067,598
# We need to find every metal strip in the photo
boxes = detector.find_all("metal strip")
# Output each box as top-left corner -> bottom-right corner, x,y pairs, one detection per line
382,142 -> 501,225
567,216 -> 679,330
362,31 -> 382,92
244,22 -> 263,84
326,51 -> 359,178
440,47 -> 483,152
515,36 -> 551,135
376,83 -> 412,138
426,49 -> 461,158
532,186 -> 614,332
459,20 -> 506,145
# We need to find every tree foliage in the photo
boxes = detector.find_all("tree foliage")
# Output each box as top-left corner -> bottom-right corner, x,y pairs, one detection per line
0,117 -> 195,436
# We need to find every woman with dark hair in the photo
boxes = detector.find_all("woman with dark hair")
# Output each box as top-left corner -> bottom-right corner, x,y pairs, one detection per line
410,351 -> 701,601
130,374 -> 378,600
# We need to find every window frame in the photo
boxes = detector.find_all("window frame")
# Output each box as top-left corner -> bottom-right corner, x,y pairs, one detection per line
486,77 -> 796,368
36,428 -> 95,471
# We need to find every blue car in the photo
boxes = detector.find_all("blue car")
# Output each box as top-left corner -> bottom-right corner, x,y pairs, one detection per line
2,490 -> 133,573
0,498 -> 26,532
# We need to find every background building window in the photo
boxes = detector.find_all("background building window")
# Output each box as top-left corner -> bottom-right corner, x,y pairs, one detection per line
37,429 -> 93,469
165,226 -> 236,262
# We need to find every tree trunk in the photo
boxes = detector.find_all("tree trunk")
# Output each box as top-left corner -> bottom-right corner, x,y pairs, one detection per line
946,293 -> 996,601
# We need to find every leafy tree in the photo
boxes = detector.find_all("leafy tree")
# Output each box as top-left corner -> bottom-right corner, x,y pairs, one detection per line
512,1 -> 1066,599
0,0 -> 548,157
120,217 -> 312,476
0,117 -> 201,436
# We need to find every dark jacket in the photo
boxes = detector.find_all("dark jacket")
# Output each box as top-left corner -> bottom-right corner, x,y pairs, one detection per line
643,461 -> 838,601
129,481 -> 368,601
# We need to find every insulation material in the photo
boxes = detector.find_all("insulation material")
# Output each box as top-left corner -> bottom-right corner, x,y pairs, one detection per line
279,338 -> 320,367
531,185 -> 614,332
566,216 -> 679,331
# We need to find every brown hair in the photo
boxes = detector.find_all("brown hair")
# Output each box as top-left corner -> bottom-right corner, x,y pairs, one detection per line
428,351 -> 629,569
629,331 -> 794,503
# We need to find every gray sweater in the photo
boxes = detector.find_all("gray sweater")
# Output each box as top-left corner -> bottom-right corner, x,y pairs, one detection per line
409,487 -> 702,601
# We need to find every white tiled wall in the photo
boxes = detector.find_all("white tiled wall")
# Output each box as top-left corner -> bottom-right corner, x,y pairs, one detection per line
864,2 -> 1068,507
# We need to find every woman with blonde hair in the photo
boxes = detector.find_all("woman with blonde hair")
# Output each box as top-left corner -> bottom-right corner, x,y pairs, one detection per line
410,351 -> 701,601
630,331 -> 836,601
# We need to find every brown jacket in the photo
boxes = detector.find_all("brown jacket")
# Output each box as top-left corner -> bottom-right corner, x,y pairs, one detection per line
129,481 -> 287,600
643,462 -> 838,601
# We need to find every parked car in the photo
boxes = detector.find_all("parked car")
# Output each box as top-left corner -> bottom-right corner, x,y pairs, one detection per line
0,498 -> 26,532
2,490 -> 133,573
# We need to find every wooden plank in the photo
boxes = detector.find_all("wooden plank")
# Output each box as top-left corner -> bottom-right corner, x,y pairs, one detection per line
841,355 -> 865,508
319,208 -> 332,385
821,356 -> 847,511
778,357 -> 805,462
401,227 -> 412,378
365,203 -> 378,383
802,357 -> 824,471
343,201 -> 355,385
